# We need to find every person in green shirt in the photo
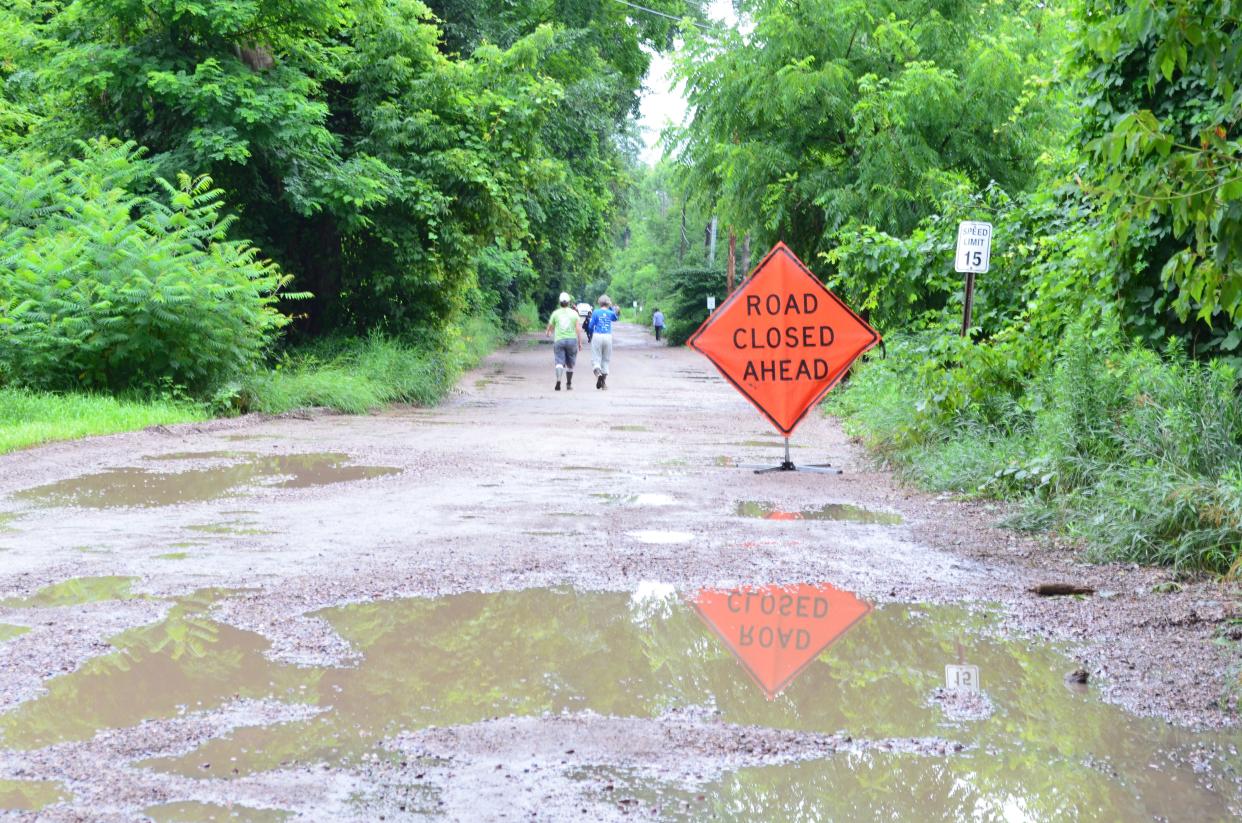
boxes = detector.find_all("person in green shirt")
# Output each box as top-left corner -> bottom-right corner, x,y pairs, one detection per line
545,292 -> 585,391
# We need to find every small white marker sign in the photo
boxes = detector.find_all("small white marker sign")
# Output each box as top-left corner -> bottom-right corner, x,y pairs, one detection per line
945,664 -> 980,693
706,295 -> 717,311
955,221 -> 993,274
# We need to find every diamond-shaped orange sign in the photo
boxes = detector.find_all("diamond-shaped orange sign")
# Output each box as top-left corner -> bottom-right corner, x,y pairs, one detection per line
688,242 -> 880,436
692,582 -> 872,700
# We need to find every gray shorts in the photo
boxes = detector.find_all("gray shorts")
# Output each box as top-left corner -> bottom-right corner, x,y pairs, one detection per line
553,338 -> 578,369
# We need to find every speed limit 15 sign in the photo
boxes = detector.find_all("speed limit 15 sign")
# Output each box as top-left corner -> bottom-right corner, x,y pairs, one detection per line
955,221 -> 993,274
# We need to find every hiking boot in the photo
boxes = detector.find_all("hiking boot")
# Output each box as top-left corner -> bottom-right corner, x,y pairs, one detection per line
595,374 -> 604,389
555,380 -> 561,391
600,374 -> 608,390
566,373 -> 573,390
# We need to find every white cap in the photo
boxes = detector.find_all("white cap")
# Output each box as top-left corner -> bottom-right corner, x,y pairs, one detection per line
559,292 -> 572,303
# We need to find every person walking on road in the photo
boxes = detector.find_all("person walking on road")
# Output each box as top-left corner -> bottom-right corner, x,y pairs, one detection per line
652,307 -> 665,342
576,300 -> 595,343
546,292 -> 584,391
589,295 -> 620,390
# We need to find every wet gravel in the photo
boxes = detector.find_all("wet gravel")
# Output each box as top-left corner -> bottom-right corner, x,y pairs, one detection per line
0,324 -> 1237,818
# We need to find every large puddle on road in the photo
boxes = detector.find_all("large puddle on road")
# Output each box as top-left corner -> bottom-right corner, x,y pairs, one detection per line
0,586 -> 1236,818
12,453 -> 400,508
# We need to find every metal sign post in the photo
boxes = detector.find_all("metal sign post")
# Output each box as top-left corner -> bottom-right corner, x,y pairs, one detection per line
752,437 -> 842,475
955,221 -> 993,337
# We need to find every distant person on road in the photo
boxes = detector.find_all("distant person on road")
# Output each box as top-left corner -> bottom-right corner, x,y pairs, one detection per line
545,292 -> 584,392
588,295 -> 620,390
652,307 -> 665,342
576,300 -> 594,342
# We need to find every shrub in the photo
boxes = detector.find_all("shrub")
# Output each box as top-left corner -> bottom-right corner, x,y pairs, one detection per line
832,327 -> 1242,574
0,139 -> 296,394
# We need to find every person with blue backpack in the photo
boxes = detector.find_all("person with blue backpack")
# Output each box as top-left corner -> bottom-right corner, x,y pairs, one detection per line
588,295 -> 620,390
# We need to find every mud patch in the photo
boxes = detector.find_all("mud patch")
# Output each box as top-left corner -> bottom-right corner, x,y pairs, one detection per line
737,500 -> 903,525
14,453 -> 400,509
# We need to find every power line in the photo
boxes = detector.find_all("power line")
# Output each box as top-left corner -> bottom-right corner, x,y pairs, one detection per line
610,0 -> 720,31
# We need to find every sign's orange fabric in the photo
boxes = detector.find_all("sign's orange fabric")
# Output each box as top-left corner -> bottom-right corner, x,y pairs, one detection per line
692,582 -> 872,700
688,242 -> 880,436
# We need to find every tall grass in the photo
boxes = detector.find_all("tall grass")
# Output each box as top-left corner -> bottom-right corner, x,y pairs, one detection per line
829,333 -> 1242,575
1,314 -> 508,453
226,315 -> 506,415
0,389 -> 205,455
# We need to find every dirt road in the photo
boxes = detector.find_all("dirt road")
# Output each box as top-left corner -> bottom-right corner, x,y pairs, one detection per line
0,324 -> 1238,820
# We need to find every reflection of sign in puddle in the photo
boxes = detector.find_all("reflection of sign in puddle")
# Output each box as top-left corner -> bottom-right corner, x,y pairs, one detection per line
736,501 -> 903,525
693,583 -> 872,699
15,453 -> 400,509
0,586 -> 1236,820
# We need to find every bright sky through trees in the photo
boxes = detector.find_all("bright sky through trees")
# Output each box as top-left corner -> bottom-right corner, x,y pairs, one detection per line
637,0 -> 738,164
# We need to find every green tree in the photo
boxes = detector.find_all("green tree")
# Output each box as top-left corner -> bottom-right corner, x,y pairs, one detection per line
672,0 -> 1069,260
1077,0 -> 1242,352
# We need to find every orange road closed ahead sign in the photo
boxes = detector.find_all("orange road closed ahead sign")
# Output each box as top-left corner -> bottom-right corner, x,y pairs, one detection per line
692,582 -> 872,700
688,242 -> 880,436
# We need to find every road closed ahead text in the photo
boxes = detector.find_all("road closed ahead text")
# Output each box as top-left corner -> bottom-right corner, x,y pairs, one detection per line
736,292 -> 837,382
688,242 -> 880,435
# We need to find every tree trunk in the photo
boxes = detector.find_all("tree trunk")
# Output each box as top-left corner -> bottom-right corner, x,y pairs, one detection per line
727,229 -> 737,293
708,216 -> 718,268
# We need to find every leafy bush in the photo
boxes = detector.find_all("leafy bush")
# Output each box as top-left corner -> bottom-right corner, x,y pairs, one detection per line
0,139 -> 295,393
832,327 -> 1242,575
663,266 -> 726,345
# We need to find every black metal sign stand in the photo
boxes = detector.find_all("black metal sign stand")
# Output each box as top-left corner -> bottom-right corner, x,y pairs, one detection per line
751,437 -> 842,475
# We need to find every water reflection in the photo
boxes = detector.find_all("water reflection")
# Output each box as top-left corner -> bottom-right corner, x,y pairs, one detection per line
692,583 -> 872,699
736,501 -> 903,525
0,778 -> 69,811
0,585 -> 1233,819
14,453 -> 399,509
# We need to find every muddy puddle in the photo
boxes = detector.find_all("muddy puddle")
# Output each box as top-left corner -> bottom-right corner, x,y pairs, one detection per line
0,779 -> 69,811
12,453 -> 400,509
0,575 -> 137,608
737,501 -> 903,525
0,586 -> 1237,818
594,492 -> 677,507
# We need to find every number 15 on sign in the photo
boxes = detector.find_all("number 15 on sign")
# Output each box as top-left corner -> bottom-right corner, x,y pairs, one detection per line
955,221 -> 992,337
955,221 -> 992,273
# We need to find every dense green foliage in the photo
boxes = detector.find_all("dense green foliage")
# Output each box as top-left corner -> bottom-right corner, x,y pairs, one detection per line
0,139 -> 293,392
619,0 -> 1242,573
0,0 -> 703,406
672,0 -> 1069,253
